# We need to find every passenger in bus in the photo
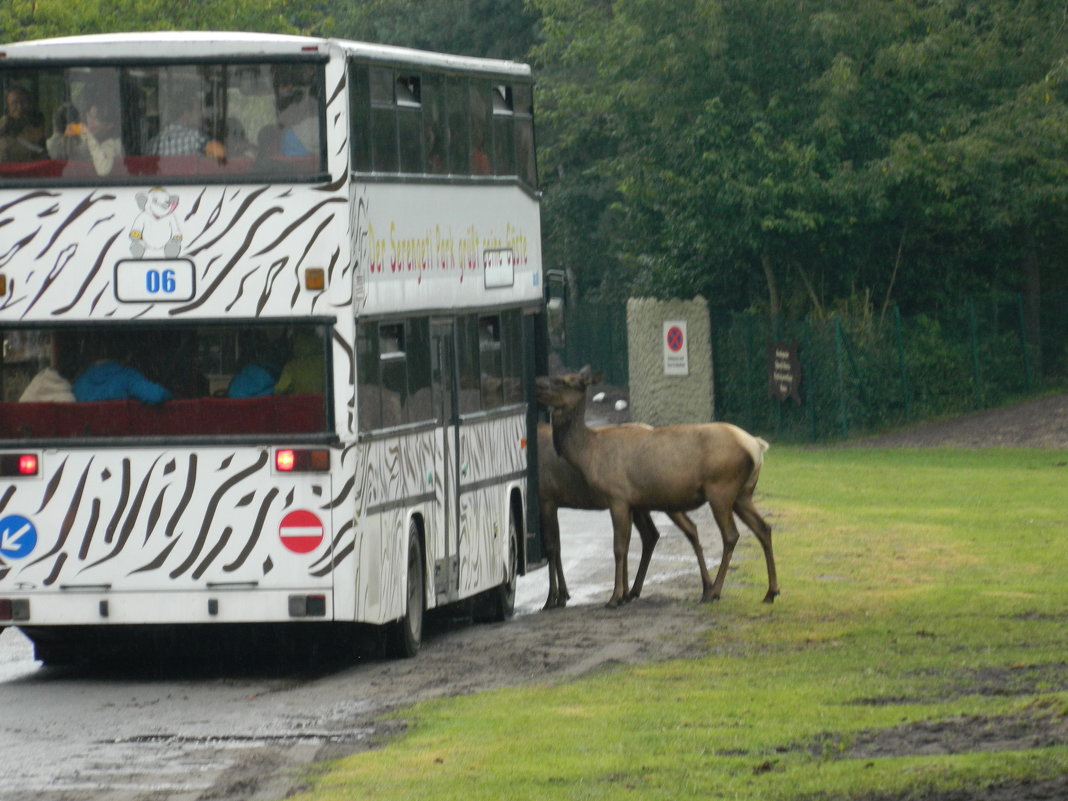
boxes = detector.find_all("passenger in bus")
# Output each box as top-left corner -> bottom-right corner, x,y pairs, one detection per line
227,332 -> 283,398
274,330 -> 324,395
223,117 -> 257,160
258,81 -> 317,161
19,367 -> 75,403
72,334 -> 173,405
46,100 -> 123,176
0,86 -> 46,162
147,97 -> 225,158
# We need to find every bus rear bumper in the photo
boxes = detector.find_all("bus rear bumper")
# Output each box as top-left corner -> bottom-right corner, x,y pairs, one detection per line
0,588 -> 336,626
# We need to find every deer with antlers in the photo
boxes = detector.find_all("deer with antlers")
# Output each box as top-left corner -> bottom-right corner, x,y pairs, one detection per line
536,367 -> 777,608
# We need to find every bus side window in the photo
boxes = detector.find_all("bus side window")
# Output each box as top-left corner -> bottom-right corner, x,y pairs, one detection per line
396,74 -> 422,174
514,83 -> 536,188
357,322 -> 382,431
406,318 -> 433,422
492,85 -> 515,178
369,67 -> 397,173
469,81 -> 492,176
379,322 -> 407,427
456,314 -> 481,415
421,73 -> 447,175
445,75 -> 469,176
350,61 -> 372,172
479,314 -> 503,409
501,309 -> 524,404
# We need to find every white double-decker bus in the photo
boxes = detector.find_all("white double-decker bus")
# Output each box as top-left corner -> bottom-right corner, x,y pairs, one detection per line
0,32 -> 546,662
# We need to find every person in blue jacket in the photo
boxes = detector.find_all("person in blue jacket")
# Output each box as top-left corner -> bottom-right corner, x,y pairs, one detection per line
227,331 -> 282,398
72,333 -> 173,405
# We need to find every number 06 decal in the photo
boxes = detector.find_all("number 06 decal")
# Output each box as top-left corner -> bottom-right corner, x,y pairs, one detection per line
114,259 -> 195,302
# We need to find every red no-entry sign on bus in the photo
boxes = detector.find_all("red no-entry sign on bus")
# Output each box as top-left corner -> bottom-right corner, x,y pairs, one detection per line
279,510 -> 325,553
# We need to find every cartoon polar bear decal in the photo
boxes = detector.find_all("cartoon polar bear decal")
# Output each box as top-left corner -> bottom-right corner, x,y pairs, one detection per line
129,187 -> 182,258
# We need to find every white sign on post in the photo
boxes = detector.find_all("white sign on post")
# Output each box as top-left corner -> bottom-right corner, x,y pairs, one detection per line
662,320 -> 689,376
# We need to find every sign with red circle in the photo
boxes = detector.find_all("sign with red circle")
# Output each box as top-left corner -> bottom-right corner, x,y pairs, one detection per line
279,509 -> 325,554
666,325 -> 685,352
662,319 -> 690,376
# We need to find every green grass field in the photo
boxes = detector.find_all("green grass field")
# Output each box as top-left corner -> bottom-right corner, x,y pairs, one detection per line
292,447 -> 1068,800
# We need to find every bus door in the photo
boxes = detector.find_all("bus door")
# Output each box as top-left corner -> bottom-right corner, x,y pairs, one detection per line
430,320 -> 460,603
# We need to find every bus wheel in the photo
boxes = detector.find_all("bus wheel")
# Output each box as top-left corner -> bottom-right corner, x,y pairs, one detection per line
475,511 -> 518,622
386,521 -> 425,659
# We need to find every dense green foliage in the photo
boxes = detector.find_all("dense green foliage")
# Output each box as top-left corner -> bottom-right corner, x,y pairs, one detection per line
4,1 -> 1065,361
531,1 -> 1068,322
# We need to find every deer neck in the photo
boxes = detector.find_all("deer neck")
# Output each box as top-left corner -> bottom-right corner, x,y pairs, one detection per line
550,398 -> 594,470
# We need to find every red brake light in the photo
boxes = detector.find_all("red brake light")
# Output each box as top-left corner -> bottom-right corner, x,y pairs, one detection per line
1,453 -> 38,477
276,450 -> 296,471
274,448 -> 329,472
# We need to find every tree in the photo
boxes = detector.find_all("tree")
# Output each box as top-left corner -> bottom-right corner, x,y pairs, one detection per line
0,0 -> 294,42
531,0 -> 1068,337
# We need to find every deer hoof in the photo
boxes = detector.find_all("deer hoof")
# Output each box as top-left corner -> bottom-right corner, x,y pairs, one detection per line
763,589 -> 780,604
543,594 -> 568,610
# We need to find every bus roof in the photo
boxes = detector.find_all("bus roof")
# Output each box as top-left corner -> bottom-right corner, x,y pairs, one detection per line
0,31 -> 533,80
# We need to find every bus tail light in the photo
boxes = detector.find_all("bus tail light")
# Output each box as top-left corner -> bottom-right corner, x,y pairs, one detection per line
288,594 -> 326,617
0,598 -> 30,622
0,453 -> 38,476
275,448 -> 330,472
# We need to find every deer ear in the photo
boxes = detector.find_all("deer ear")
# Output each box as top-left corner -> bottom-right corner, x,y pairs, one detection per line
578,365 -> 592,383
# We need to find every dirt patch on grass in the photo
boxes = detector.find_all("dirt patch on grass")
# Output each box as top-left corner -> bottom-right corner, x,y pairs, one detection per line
819,706 -> 1068,760
846,775 -> 1068,801
805,704 -> 1068,801
847,393 -> 1068,449
851,663 -> 1068,706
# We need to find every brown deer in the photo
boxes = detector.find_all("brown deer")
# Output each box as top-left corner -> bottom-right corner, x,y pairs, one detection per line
536,367 -> 777,608
537,422 -> 701,609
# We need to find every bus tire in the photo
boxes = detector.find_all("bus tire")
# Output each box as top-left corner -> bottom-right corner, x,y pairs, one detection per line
386,521 -> 425,659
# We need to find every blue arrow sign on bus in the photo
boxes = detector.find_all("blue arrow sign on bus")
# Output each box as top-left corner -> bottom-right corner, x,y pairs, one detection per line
0,515 -> 37,559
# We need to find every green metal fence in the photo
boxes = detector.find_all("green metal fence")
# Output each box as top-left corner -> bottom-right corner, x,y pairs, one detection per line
556,291 -> 1067,441
714,292 -> 1066,441
552,300 -> 629,386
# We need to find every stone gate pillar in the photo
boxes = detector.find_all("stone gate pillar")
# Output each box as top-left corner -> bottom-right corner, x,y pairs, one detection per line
626,296 -> 714,426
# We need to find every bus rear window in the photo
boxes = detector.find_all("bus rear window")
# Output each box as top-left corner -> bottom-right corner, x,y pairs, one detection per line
0,60 -> 326,183
0,323 -> 331,441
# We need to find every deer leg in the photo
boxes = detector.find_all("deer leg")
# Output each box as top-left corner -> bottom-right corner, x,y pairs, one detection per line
669,512 -> 715,602
734,496 -> 778,603
540,505 -> 569,609
707,501 -> 741,602
627,510 -> 661,601
607,505 -> 634,607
